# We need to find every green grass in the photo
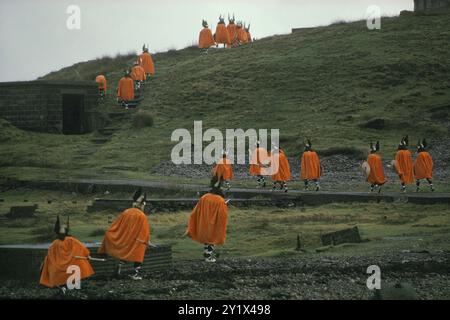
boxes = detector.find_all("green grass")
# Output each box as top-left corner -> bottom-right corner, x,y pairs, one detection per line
0,14 -> 449,182
1,189 -> 449,261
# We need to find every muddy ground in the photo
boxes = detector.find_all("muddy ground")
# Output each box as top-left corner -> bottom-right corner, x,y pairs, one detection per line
152,138 -> 450,191
1,251 -> 449,300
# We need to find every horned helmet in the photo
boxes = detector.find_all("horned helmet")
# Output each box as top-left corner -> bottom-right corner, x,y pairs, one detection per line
132,187 -> 147,211
398,135 -> 409,150
237,21 -> 243,28
124,69 -> 132,77
369,141 -> 380,154
210,175 -> 225,198
54,215 -> 69,241
245,23 -> 251,32
202,20 -> 209,28
228,13 -> 235,24
304,139 -> 312,152
417,139 -> 428,152
218,15 -> 225,24
142,44 -> 149,53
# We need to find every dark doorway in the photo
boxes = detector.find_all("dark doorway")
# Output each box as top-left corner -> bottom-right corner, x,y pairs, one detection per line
62,94 -> 84,134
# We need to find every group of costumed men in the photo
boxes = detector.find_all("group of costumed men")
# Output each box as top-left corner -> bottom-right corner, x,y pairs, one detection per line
39,136 -> 434,292
198,14 -> 252,51
94,44 -> 155,106
214,136 -> 434,194
39,185 -> 228,292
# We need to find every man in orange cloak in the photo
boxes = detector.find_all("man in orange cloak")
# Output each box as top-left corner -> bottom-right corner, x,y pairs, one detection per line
394,136 -> 414,193
300,139 -> 322,191
131,61 -> 146,90
98,188 -> 151,280
245,23 -> 252,43
139,44 -> 155,77
95,74 -> 107,99
212,150 -> 233,190
184,176 -> 228,262
236,22 -> 248,44
414,139 -> 434,192
271,145 -> 291,192
226,14 -> 237,47
117,70 -> 135,104
214,15 -> 230,48
249,141 -> 270,188
365,141 -> 387,193
40,216 -> 94,292
198,20 -> 216,51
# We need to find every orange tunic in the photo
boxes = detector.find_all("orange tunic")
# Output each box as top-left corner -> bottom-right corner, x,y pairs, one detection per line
271,150 -> 291,181
198,28 -> 216,48
40,236 -> 94,288
237,27 -> 248,43
215,23 -> 230,45
395,149 -> 414,184
414,151 -> 433,180
131,65 -> 146,81
301,151 -> 321,180
117,77 -> 134,101
139,52 -> 155,75
213,157 -> 233,181
249,147 -> 269,176
227,23 -> 237,45
98,208 -> 150,263
187,193 -> 228,245
367,153 -> 387,185
95,75 -> 107,91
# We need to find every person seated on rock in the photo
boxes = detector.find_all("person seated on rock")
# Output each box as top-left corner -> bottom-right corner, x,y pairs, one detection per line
363,141 -> 387,193
139,44 -> 155,78
300,139 -> 322,191
98,188 -> 151,280
95,74 -> 107,99
414,139 -> 434,192
131,61 -> 146,90
249,141 -> 271,188
270,144 -> 291,192
212,150 -> 233,190
183,176 -> 229,263
116,69 -> 135,107
198,20 -> 216,52
40,215 -> 94,293
394,136 -> 414,193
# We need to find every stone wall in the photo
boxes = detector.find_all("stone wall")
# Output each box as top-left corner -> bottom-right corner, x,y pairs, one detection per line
0,81 -> 99,133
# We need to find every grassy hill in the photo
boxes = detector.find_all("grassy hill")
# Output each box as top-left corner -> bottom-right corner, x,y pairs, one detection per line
1,13 -> 449,183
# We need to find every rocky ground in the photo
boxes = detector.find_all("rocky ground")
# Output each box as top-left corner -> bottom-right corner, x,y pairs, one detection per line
1,251 -> 449,300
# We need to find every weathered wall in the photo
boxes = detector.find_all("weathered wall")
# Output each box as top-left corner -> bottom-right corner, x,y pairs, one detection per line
0,81 -> 99,133
414,0 -> 450,11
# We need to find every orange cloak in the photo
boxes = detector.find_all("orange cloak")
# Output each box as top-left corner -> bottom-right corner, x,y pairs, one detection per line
367,153 -> 387,185
139,52 -> 155,75
40,236 -> 94,288
395,149 -> 414,184
131,65 -> 146,81
301,151 -> 321,180
187,193 -> 228,245
198,28 -> 216,48
117,77 -> 134,101
95,75 -> 107,91
237,27 -> 248,43
98,208 -> 150,263
227,23 -> 237,45
215,23 -> 230,45
249,147 -> 269,176
213,157 -> 233,181
271,150 -> 291,181
414,151 -> 433,180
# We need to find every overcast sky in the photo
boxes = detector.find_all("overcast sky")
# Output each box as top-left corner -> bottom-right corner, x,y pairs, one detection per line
0,0 -> 413,82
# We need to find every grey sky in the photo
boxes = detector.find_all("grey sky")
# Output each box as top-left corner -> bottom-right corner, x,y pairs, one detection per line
0,0 -> 413,82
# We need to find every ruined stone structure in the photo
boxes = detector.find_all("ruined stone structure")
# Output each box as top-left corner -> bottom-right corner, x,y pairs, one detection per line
0,81 -> 102,134
414,0 -> 450,11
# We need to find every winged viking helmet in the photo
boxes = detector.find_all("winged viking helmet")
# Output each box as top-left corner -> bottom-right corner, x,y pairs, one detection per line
142,44 -> 149,53
54,215 -> 69,240
417,139 -> 427,152
304,139 -> 312,151
218,15 -> 225,24
398,135 -> 409,150
202,20 -> 208,28
228,13 -> 235,24
132,187 -> 147,209
370,141 -> 380,153
210,175 -> 225,198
